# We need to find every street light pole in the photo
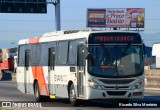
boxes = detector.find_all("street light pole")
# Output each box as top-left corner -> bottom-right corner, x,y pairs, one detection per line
54,0 -> 61,31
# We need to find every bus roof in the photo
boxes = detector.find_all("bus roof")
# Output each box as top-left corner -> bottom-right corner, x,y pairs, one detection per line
18,30 -> 140,45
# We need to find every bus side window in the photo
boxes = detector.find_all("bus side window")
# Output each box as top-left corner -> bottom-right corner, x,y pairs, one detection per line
68,40 -> 76,65
18,45 -> 26,66
31,44 -> 37,65
40,43 -> 48,66
57,41 -> 68,65
36,44 -> 41,65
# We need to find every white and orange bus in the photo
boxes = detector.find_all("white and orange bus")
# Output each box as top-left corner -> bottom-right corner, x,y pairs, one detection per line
16,30 -> 145,106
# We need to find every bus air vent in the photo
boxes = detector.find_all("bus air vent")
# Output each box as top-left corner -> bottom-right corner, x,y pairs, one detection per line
107,91 -> 126,96
99,79 -> 134,84
104,86 -> 129,89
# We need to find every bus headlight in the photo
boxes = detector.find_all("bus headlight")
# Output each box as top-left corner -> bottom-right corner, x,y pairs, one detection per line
132,79 -> 144,89
139,79 -> 144,85
88,80 -> 102,89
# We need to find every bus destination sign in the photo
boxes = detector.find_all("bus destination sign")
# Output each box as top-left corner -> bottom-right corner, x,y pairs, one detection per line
89,33 -> 142,44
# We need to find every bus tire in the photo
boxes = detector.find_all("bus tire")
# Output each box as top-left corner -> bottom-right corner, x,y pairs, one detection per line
34,82 -> 43,102
69,84 -> 80,106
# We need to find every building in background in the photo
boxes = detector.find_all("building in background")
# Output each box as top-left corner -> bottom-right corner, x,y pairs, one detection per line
152,43 -> 160,69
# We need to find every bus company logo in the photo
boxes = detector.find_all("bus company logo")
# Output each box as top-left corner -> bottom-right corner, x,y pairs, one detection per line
2,102 -> 11,107
115,85 -> 119,90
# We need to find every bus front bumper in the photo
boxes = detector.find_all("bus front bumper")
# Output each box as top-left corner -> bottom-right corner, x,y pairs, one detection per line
86,86 -> 144,100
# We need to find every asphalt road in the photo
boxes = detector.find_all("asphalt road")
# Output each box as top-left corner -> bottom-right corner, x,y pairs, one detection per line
0,80 -> 160,110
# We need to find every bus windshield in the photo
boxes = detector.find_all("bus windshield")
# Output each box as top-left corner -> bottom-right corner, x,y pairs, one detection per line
88,45 -> 144,78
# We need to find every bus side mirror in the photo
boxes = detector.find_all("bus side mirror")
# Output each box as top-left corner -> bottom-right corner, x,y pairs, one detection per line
83,46 -> 88,59
86,54 -> 94,66
143,43 -> 146,55
86,54 -> 92,60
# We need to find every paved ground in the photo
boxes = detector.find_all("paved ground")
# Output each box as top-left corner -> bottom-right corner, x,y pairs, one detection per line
0,80 -> 36,101
0,80 -> 160,110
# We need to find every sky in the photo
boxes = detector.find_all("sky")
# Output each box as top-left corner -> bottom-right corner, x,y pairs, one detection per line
0,0 -> 160,48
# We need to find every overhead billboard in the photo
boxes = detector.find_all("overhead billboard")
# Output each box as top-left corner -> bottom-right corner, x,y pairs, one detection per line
87,9 -> 106,27
87,8 -> 145,28
0,0 -> 47,13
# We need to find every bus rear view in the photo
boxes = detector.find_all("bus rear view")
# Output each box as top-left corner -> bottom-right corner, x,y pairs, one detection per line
86,32 -> 145,101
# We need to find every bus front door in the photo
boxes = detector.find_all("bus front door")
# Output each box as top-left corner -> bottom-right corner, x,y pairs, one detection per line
77,46 -> 85,97
25,49 -> 30,93
48,48 -> 56,96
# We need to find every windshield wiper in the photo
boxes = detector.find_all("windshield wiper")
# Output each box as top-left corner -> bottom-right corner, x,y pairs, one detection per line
100,44 -> 112,64
119,43 -> 131,58
112,44 -> 131,77
111,44 -> 130,77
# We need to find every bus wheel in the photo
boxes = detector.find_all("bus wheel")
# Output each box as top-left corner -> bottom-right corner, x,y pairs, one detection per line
34,82 -> 43,102
69,84 -> 79,106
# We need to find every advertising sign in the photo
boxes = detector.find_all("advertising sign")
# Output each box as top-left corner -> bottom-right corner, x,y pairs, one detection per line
0,0 -> 47,13
87,9 -> 106,27
87,8 -> 145,28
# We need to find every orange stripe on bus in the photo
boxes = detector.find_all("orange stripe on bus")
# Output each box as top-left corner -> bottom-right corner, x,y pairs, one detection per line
28,37 -> 39,44
32,66 -> 49,96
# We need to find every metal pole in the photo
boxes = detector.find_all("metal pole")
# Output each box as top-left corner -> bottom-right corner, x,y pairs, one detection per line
54,0 -> 61,31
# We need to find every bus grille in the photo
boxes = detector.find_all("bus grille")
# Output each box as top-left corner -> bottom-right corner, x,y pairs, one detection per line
107,91 -> 126,96
104,86 -> 129,89
99,79 -> 134,84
